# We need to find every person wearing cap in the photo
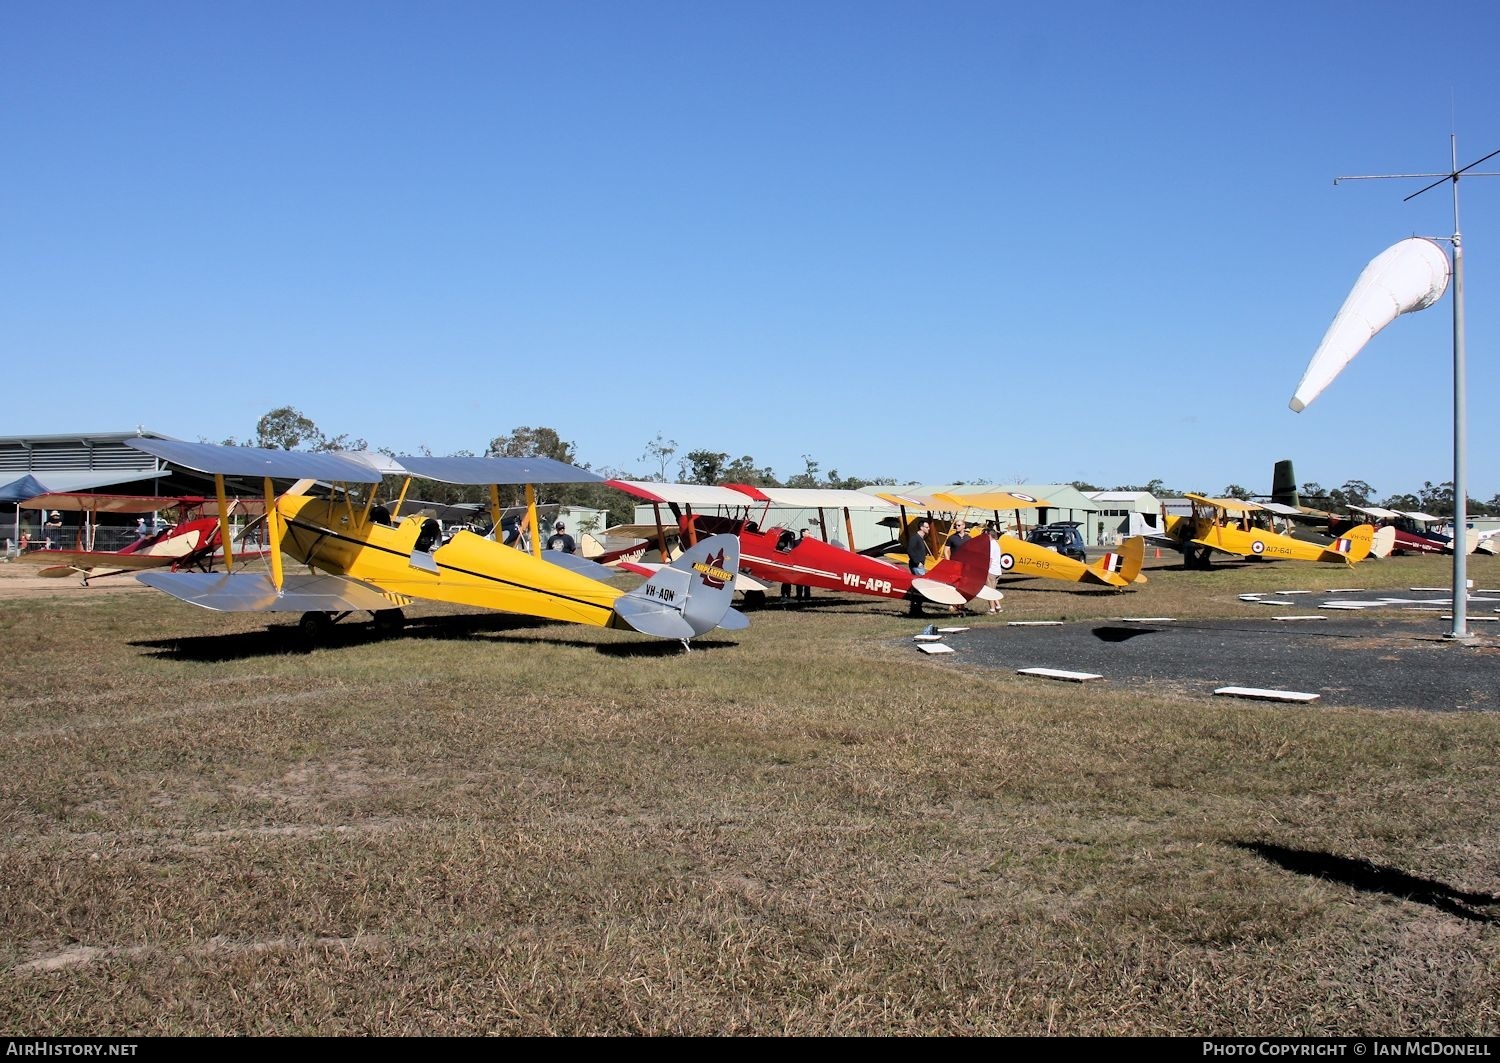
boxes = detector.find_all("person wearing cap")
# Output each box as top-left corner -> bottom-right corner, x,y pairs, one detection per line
44,510 -> 63,550
545,520 -> 576,554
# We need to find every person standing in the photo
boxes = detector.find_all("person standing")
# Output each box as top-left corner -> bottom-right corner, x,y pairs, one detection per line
795,528 -> 812,601
985,521 -> 1005,615
43,510 -> 63,549
943,518 -> 969,561
906,518 -> 932,617
545,520 -> 576,554
942,518 -> 972,614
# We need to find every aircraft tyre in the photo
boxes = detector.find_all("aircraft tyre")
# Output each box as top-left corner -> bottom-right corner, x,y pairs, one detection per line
1187,546 -> 1212,570
298,611 -> 334,644
742,589 -> 767,609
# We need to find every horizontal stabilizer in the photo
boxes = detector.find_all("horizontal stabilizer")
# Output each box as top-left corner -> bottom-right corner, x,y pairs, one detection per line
716,607 -> 751,631
610,594 -> 698,639
137,571 -> 396,613
910,578 -> 967,605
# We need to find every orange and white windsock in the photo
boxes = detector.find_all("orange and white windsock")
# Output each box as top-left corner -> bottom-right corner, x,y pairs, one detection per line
1290,237 -> 1450,412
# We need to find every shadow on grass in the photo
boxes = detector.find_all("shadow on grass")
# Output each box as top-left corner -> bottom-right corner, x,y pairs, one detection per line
1234,841 -> 1498,923
746,595 -> 904,617
996,579 -> 1137,596
130,610 -> 742,661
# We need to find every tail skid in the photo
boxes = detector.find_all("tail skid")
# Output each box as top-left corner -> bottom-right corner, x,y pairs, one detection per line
610,533 -> 744,641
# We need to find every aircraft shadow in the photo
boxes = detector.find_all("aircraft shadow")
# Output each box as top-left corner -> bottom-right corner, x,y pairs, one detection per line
130,611 -> 740,662
1233,840 -> 1497,923
735,593 -> 924,619
996,580 -> 1134,596
1092,625 -> 1159,643
745,595 -> 889,614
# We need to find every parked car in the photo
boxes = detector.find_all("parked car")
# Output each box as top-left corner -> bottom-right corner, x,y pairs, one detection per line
1025,521 -> 1087,562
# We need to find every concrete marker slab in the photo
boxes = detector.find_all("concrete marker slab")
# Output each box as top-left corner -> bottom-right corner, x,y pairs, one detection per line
1008,621 -> 1064,627
1214,686 -> 1320,703
916,643 -> 955,654
1018,667 -> 1103,682
1272,615 -> 1327,621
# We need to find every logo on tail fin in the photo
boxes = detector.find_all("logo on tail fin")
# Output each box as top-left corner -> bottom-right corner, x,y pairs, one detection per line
1333,537 -> 1354,554
1101,552 -> 1124,573
692,549 -> 732,589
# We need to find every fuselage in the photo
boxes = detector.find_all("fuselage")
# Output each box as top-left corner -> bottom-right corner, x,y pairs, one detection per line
279,495 -> 626,627
683,513 -> 923,600
1165,511 -> 1370,564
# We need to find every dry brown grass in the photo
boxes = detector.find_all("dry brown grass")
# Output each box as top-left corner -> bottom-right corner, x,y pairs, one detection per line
1,553 -> 1497,1035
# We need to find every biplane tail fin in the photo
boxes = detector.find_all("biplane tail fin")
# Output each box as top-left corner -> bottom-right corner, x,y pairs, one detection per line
1271,460 -> 1299,508
912,532 -> 992,605
610,532 -> 746,640
1082,535 -> 1146,588
1320,523 -> 1375,564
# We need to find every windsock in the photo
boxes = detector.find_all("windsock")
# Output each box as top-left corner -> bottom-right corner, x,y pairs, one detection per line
1290,237 -> 1449,412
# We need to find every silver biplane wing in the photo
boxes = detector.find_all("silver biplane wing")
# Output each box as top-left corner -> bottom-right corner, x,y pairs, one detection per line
137,571 -> 398,613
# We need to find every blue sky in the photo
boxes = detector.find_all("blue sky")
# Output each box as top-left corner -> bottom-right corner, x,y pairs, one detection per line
4,1 -> 1498,500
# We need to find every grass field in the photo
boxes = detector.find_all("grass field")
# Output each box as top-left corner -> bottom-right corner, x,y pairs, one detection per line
1,553 -> 1497,1035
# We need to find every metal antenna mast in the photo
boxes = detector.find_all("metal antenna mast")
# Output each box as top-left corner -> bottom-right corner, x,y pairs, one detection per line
1334,137 -> 1499,640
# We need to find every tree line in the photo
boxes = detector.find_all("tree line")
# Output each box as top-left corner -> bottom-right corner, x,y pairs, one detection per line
228,407 -> 1497,527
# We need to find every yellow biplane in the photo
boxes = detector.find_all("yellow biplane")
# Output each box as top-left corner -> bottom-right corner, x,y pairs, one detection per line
123,438 -> 746,646
879,489 -> 1147,592
1160,493 -> 1377,570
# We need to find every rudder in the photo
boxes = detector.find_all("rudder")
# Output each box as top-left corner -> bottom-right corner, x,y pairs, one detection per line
1321,523 -> 1374,564
611,533 -> 743,639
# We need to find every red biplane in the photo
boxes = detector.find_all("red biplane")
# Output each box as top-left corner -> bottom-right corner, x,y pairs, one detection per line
18,492 -> 267,583
604,481 -> 993,610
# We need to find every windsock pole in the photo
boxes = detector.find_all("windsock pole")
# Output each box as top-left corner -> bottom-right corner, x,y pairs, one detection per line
1322,138 -> 1499,640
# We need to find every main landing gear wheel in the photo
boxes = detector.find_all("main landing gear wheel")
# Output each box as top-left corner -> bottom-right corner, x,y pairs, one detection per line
373,608 -> 406,634
298,611 -> 334,644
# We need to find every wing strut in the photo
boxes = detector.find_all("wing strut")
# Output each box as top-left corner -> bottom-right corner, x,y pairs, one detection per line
525,484 -> 541,558
263,476 -> 285,591
214,474 -> 234,571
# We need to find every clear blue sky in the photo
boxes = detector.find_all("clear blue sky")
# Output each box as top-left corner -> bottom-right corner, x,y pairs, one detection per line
4,0 -> 1498,500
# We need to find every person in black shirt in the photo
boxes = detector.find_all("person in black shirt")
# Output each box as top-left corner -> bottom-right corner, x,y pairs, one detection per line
906,518 -> 932,617
545,521 -> 576,554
